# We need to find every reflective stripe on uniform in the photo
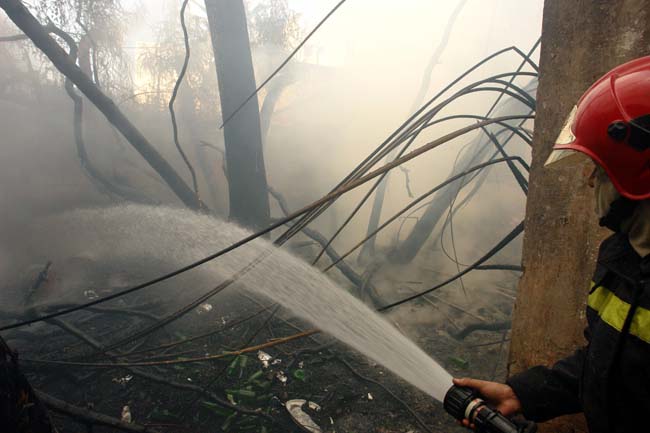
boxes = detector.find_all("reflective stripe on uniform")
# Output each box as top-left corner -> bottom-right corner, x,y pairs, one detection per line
588,282 -> 650,344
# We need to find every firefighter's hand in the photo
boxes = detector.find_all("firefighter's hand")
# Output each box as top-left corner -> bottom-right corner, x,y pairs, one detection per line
452,377 -> 522,429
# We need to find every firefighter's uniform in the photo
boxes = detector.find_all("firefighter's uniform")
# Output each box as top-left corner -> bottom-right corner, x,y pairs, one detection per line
507,232 -> 650,433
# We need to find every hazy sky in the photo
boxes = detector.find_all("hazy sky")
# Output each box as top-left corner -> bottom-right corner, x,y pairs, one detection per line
124,0 -> 544,140
127,0 -> 544,70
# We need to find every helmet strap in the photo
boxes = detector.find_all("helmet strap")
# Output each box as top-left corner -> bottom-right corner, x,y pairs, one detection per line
599,196 -> 638,232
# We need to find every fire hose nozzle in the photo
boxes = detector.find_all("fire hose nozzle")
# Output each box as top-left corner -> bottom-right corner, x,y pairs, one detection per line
443,385 -> 535,433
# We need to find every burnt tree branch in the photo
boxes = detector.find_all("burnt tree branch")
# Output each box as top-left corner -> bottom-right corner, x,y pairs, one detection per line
0,0 -> 202,209
38,317 -> 271,421
36,391 -> 159,433
44,22 -> 146,202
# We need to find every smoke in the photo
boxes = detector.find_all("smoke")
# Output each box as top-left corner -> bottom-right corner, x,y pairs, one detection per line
0,0 -> 542,336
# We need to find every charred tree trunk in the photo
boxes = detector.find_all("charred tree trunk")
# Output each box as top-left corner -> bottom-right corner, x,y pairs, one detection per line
204,0 -> 270,230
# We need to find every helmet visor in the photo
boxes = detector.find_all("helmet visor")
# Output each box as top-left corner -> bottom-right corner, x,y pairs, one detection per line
545,105 -> 580,167
555,104 -> 578,145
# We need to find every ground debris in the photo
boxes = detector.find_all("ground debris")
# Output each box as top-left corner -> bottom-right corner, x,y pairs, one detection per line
83,289 -> 99,300
121,405 -> 132,423
258,350 -> 272,368
286,399 -> 322,433
195,303 -> 213,314
112,375 -> 133,386
275,371 -> 288,384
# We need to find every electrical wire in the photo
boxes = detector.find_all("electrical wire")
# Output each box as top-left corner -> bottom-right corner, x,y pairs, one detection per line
322,157 -> 527,273
311,72 -> 536,265
286,47 -> 540,251
437,38 -> 539,271
168,0 -> 200,197
378,220 -> 525,311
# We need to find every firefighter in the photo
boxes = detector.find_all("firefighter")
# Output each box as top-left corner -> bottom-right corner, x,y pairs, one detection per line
455,56 -> 650,433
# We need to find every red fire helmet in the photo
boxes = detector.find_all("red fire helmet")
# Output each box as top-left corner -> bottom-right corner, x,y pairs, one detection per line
545,56 -> 650,200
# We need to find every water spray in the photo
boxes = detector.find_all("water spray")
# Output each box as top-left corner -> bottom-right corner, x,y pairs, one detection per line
443,385 -> 535,433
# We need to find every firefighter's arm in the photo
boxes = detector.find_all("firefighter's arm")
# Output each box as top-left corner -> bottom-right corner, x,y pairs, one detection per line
453,342 -> 587,424
505,345 -> 586,422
